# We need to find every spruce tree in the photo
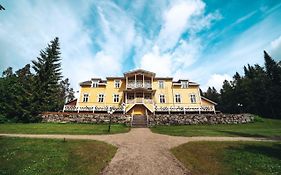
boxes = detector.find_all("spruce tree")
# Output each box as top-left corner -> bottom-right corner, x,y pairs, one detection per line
32,37 -> 63,112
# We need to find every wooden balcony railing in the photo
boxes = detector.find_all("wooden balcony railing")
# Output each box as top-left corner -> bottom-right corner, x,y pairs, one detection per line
127,80 -> 152,89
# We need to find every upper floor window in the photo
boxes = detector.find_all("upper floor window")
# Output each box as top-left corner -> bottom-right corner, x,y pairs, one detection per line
113,94 -> 119,103
98,94 -> 104,103
175,94 -> 181,103
83,94 -> 89,102
190,94 -> 196,103
181,81 -> 188,88
114,80 -> 121,88
92,81 -> 98,88
159,94 -> 165,103
159,80 -> 164,89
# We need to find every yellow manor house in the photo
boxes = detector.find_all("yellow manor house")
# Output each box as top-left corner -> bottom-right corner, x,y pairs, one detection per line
63,69 -> 217,115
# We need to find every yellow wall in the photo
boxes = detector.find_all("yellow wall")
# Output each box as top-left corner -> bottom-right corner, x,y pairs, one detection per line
77,73 -> 215,113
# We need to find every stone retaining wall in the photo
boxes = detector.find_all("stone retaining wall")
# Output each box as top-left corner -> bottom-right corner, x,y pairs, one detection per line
40,113 -> 131,125
148,113 -> 254,126
40,113 -> 254,126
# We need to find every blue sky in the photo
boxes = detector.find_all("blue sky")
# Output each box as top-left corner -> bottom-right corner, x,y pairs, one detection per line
1,0 -> 281,91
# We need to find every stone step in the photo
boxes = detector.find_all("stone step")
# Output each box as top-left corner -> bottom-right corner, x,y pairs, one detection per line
132,115 -> 147,128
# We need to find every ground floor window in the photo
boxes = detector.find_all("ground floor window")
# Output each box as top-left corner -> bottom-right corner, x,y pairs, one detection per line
175,94 -> 181,103
113,94 -> 119,103
159,94 -> 165,103
83,94 -> 89,102
190,94 -> 196,103
98,94 -> 104,102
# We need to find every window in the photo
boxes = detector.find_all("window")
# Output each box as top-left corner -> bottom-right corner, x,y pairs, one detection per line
113,94 -> 119,103
114,80 -> 121,88
190,94 -> 196,103
159,80 -> 164,89
159,94 -> 165,103
92,81 -> 98,88
175,94 -> 181,103
128,94 -> 134,100
98,94 -> 104,103
83,94 -> 89,102
181,81 -> 188,88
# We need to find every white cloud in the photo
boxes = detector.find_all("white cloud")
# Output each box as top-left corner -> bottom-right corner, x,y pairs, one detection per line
140,46 -> 172,76
269,35 -> 281,60
157,0 -> 205,51
139,0 -> 221,79
203,74 -> 232,91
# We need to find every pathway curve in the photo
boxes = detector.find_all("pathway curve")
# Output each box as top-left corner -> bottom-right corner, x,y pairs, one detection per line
0,129 -> 277,175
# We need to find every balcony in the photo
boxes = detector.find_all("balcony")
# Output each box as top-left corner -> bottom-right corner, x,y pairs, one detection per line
127,98 -> 153,104
127,80 -> 152,89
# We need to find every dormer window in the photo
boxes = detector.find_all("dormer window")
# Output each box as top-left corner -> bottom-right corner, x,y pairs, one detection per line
114,80 -> 121,88
92,81 -> 98,88
181,81 -> 188,88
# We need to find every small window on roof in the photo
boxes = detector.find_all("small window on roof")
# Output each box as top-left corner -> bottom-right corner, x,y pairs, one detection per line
181,81 -> 188,88
92,81 -> 98,88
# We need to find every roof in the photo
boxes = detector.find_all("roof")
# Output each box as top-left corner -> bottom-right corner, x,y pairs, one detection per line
124,69 -> 156,77
106,77 -> 125,80
65,99 -> 77,105
154,77 -> 173,80
201,96 -> 217,105
79,80 -> 92,86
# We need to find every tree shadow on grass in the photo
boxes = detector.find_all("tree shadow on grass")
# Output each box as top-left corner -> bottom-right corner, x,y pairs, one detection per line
217,130 -> 267,138
226,143 -> 281,161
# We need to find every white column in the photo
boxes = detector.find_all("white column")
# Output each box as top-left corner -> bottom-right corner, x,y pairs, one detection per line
135,74 -> 136,88
126,76 -> 128,89
143,74 -> 144,88
125,92 -> 127,104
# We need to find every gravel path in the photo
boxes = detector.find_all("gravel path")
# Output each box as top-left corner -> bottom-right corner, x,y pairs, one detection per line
0,128 -> 277,175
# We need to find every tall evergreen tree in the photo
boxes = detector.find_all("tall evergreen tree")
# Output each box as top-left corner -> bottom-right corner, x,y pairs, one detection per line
32,37 -> 63,112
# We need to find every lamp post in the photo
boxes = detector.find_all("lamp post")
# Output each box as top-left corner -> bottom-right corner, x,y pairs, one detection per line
237,103 -> 243,114
107,107 -> 115,133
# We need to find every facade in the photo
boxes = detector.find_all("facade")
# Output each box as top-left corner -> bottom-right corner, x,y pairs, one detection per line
63,69 -> 217,115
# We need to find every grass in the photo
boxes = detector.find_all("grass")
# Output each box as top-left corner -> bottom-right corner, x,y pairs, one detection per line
0,137 -> 117,175
172,141 -> 281,175
151,118 -> 281,138
0,123 -> 130,135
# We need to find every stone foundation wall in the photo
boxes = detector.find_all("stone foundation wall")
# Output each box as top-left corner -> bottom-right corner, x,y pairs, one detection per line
40,113 -> 255,126
148,113 -> 254,126
40,113 -> 131,125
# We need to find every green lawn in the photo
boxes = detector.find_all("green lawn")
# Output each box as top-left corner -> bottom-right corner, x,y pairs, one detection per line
0,137 -> 116,175
0,123 -> 130,135
151,118 -> 281,138
172,141 -> 281,175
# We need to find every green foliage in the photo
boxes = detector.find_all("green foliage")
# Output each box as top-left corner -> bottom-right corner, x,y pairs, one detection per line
0,37 -> 74,122
205,51 -> 281,118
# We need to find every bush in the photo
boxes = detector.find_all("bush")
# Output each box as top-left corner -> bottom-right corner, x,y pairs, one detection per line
253,115 -> 264,122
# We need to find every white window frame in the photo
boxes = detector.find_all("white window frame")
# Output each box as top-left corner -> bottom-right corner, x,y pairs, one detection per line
181,81 -> 188,89
158,80 -> 164,89
98,93 -> 104,103
175,94 -> 181,103
114,80 -> 121,88
159,94 -> 165,103
82,93 -> 89,102
91,81 -> 98,88
113,94 -> 119,103
190,94 -> 196,103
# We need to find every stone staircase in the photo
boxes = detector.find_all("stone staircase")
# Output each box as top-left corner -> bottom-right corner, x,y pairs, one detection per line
132,115 -> 147,128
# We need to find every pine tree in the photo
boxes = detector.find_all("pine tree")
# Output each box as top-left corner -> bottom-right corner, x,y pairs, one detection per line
32,37 -> 63,112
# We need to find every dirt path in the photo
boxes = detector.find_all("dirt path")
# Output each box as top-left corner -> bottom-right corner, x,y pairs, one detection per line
0,129 -> 277,175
